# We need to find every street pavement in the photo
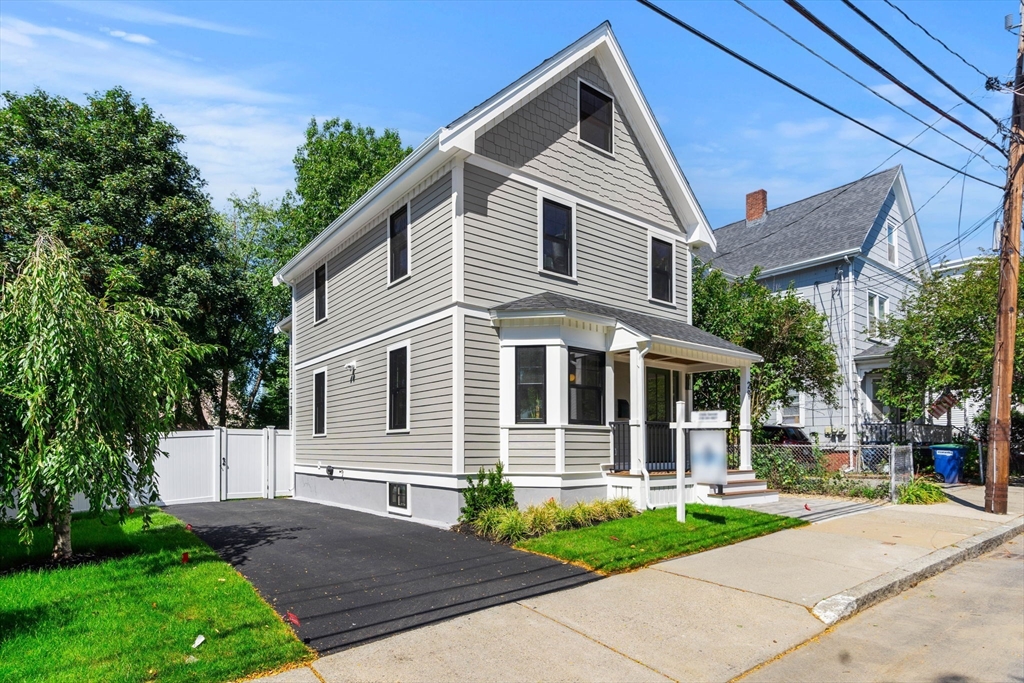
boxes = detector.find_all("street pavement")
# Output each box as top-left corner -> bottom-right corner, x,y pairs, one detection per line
255,485 -> 1024,683
741,537 -> 1024,683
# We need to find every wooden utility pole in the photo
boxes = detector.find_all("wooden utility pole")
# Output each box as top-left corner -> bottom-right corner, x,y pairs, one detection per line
986,2 -> 1024,515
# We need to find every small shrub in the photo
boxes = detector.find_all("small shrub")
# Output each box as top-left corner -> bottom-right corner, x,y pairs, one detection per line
460,462 -> 516,523
522,502 -> 558,536
472,506 -> 506,537
607,497 -> 638,519
493,508 -> 529,544
897,478 -> 947,505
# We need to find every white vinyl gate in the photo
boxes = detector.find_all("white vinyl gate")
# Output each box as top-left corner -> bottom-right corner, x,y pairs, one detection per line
155,427 -> 293,506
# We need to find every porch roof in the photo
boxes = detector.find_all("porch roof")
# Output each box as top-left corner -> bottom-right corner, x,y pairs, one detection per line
855,342 -> 892,362
490,292 -> 761,362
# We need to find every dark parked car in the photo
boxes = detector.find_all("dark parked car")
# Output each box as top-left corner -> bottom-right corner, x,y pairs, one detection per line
759,425 -> 812,445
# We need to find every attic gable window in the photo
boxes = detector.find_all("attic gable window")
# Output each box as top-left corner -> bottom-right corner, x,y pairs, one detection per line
579,81 -> 613,153
389,205 -> 409,283
886,218 -> 898,265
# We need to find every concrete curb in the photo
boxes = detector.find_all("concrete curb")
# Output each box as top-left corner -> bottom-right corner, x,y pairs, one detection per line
812,515 -> 1024,625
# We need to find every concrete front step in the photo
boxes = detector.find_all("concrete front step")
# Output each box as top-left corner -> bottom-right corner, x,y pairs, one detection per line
699,479 -> 770,494
705,489 -> 780,507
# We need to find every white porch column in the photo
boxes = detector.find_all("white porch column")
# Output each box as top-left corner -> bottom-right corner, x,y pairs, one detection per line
629,345 -> 647,474
739,365 -> 752,471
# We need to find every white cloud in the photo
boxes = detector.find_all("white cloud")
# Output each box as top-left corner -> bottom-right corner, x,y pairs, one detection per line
57,1 -> 250,36
0,16 -> 109,50
104,28 -> 156,45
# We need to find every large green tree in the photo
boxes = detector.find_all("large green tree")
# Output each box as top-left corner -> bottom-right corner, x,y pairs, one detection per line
0,235 -> 207,559
877,254 -> 1024,419
691,261 -> 841,428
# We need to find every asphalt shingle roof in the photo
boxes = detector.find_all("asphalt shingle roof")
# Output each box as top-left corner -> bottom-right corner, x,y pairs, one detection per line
703,167 -> 901,277
492,292 -> 758,358
855,342 -> 893,360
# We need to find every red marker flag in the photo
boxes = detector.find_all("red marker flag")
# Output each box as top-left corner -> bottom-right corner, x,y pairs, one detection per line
185,524 -> 193,531
286,611 -> 300,627
804,504 -> 811,511
182,552 -> 190,564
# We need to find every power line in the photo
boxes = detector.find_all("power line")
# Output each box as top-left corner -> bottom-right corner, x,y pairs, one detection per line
784,0 -> 1006,157
732,0 -> 1005,175
881,0 -> 992,82
841,0 -> 1006,133
634,0 -> 1004,189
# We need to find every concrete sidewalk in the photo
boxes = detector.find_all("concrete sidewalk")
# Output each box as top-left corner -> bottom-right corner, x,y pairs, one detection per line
256,485 -> 1024,683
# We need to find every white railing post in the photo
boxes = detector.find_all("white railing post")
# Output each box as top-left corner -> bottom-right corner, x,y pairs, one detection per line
629,346 -> 648,474
675,400 -> 686,523
739,366 -> 752,471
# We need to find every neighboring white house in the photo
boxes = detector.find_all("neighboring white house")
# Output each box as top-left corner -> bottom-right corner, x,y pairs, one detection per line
272,23 -> 774,527
705,167 -> 932,446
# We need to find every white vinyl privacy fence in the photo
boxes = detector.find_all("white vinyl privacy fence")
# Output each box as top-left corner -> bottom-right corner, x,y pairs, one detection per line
156,427 -> 293,506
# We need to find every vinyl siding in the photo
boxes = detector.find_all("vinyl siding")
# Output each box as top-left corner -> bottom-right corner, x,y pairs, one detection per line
854,257 -> 917,355
464,316 -> 501,471
294,172 -> 453,364
476,58 -> 680,230
564,427 -> 611,473
464,164 -> 689,320
507,428 -> 556,472
294,316 -> 453,472
865,190 -> 915,270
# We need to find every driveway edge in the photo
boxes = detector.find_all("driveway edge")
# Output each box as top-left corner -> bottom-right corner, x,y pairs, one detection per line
812,515 -> 1024,625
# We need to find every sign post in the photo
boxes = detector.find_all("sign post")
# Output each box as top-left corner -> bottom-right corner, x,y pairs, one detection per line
676,409 -> 731,523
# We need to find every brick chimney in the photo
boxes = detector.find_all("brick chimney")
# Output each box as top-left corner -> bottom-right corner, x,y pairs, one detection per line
746,189 -> 767,224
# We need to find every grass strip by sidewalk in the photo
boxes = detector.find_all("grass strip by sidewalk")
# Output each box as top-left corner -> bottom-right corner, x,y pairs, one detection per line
0,508 -> 312,683
517,504 -> 807,574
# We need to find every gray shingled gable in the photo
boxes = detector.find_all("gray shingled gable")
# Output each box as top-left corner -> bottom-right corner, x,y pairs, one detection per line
492,292 -> 758,358
703,167 -> 901,277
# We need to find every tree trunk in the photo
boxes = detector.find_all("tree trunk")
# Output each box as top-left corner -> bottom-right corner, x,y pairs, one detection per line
243,360 -> 267,427
192,390 -> 210,430
219,367 -> 230,427
51,505 -> 72,561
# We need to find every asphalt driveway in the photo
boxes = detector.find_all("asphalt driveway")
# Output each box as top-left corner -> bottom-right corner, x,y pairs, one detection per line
168,499 -> 595,654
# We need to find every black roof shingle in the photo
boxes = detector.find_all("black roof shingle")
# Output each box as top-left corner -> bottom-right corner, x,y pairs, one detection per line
492,292 -> 759,359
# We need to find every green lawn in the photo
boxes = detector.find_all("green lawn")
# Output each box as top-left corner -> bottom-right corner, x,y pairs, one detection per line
0,508 -> 312,683
516,504 -> 807,574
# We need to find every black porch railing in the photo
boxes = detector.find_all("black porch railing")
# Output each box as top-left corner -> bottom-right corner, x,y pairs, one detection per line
646,421 -> 676,472
610,421 -> 631,472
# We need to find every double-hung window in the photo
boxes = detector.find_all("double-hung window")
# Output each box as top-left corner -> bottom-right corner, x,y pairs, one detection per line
387,344 -> 409,431
579,81 -> 613,153
515,346 -> 546,423
568,348 -> 605,425
541,198 -> 573,278
886,219 -> 897,264
313,369 -> 326,436
867,293 -> 888,338
650,237 -> 674,303
314,264 -> 327,323
389,205 -> 409,283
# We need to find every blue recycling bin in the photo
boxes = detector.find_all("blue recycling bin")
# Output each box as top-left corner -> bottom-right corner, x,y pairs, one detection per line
931,444 -> 966,484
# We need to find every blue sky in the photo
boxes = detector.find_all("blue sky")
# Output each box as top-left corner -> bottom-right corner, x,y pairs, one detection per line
0,1 -> 1013,263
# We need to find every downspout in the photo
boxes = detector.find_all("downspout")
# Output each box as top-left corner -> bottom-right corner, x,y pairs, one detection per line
845,256 -> 855,469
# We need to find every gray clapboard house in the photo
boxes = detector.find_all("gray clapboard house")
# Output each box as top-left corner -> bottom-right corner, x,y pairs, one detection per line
273,23 -> 773,527
706,167 -> 931,446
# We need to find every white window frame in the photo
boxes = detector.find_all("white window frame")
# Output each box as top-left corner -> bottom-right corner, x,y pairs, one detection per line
314,263 -> 328,325
867,292 -> 888,340
647,231 -> 677,306
387,201 -> 413,288
312,367 -> 328,437
778,391 -> 804,426
576,77 -> 616,157
386,481 -> 412,516
536,190 -> 578,282
886,217 -> 898,266
385,339 -> 412,434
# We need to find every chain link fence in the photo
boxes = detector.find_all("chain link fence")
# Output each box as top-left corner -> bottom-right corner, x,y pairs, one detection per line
736,443 -> 916,503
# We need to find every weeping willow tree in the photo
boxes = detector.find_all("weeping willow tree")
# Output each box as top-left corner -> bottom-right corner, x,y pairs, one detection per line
0,234 -> 208,560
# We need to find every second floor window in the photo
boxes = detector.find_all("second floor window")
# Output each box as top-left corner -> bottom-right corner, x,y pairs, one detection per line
389,205 -> 409,283
568,348 -> 605,425
515,346 -> 546,423
867,293 -> 888,337
541,199 -> 573,277
313,370 -> 326,436
314,264 -> 327,322
388,345 -> 408,431
579,81 -> 613,153
650,237 -> 673,303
